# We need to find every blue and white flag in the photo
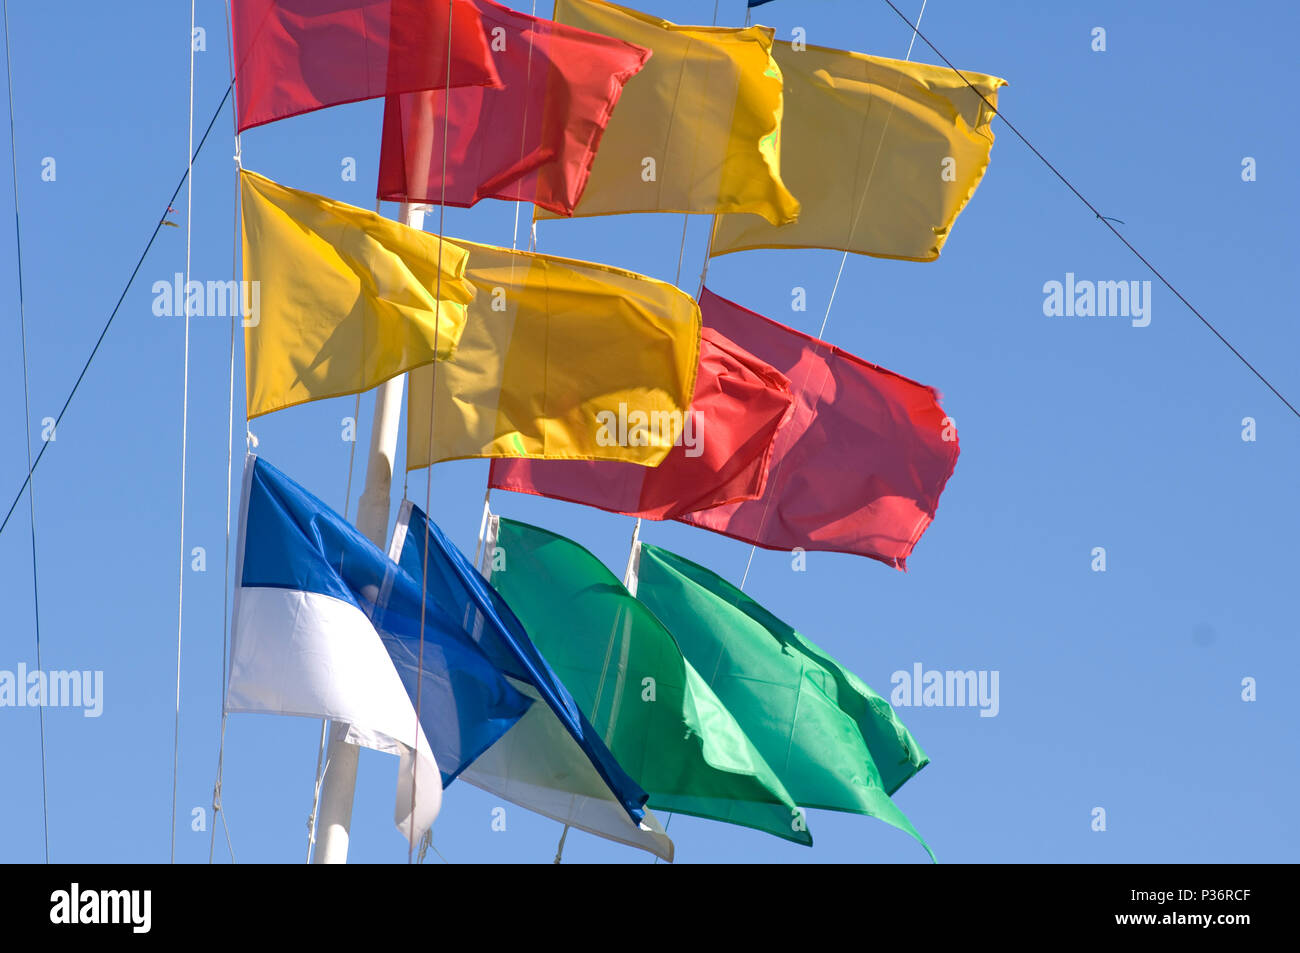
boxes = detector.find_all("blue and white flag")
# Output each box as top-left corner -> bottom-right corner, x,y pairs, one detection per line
229,454 -> 524,843
228,454 -> 656,852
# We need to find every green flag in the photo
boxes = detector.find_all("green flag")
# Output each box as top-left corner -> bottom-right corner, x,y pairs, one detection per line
488,516 -> 812,845
633,542 -> 936,861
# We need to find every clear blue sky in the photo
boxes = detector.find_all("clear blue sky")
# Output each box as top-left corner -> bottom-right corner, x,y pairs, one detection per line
1,0 -> 1294,864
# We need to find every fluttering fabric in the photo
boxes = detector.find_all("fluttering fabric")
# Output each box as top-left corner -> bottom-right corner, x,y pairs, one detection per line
709,41 -> 1006,261
487,516 -> 811,845
534,0 -> 798,224
404,238 -> 701,470
488,326 -> 793,520
227,454 -> 446,842
240,170 -> 475,419
378,0 -> 651,216
394,504 -> 673,861
387,501 -> 650,829
632,541 -> 935,860
232,0 -> 500,133
679,290 -> 959,569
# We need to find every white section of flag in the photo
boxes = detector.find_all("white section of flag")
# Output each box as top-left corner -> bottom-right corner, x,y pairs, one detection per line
227,585 -> 443,841
461,684 -> 674,862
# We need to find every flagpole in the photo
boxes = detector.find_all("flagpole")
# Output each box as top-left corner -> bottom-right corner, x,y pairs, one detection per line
312,200 -> 425,865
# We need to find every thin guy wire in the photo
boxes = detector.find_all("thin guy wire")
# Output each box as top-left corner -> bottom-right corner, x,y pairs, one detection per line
0,80 -> 234,539
877,0 -> 1298,419
3,0 -> 48,862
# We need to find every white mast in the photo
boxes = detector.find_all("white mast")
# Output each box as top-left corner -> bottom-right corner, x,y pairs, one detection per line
312,201 -> 426,864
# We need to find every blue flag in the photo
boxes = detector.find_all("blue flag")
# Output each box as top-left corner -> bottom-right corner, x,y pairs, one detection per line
392,501 -> 649,826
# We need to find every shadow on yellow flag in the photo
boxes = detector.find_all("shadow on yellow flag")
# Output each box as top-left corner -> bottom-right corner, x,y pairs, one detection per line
241,169 -> 475,419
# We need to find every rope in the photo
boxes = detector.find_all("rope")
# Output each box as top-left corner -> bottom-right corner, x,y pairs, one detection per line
510,0 -> 539,252
343,394 -> 362,517
737,0 -> 928,590
876,0 -> 1298,419
304,719 -> 328,863
672,213 -> 689,286
3,0 -> 49,862
209,0 -> 242,866
738,546 -> 757,590
418,829 -> 450,864
490,0 -> 541,517
208,715 -> 236,863
472,487 -> 492,567
652,812 -> 674,865
218,787 -> 236,861
170,0 -> 197,864
409,0 -> 460,865
821,0 -> 927,340
612,0 -> 722,597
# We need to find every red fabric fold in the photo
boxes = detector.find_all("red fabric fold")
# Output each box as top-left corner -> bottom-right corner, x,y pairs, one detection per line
377,0 -> 650,215
677,289 -> 960,570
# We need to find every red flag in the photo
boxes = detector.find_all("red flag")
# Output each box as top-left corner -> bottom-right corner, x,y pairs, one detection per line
488,326 -> 794,520
377,0 -> 650,216
678,290 -> 960,570
232,0 -> 500,133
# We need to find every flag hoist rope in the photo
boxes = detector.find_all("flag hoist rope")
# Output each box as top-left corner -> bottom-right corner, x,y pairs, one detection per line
211,2 -> 238,871
410,0 -> 464,866
819,0 -> 926,339
3,0 -> 49,863
509,0 -> 539,253
471,0 -> 541,579
304,388 -> 361,864
738,0 -> 928,591
207,0 -> 242,866
170,0 -> 197,864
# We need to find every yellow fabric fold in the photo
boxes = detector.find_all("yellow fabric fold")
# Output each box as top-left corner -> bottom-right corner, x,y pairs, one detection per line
406,239 -> 701,469
709,42 -> 1006,262
240,169 -> 474,419
535,0 -> 798,225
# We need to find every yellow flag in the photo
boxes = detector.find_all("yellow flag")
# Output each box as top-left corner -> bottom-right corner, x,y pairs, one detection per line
710,42 -> 1007,262
535,0 -> 798,225
405,240 -> 701,469
240,169 -> 475,419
